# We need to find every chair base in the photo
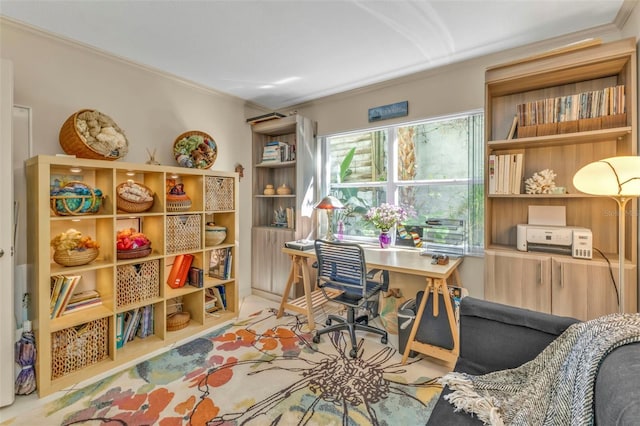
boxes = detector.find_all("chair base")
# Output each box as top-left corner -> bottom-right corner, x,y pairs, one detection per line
313,307 -> 388,358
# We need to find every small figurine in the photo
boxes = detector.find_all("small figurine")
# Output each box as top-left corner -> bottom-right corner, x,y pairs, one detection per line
146,148 -> 160,165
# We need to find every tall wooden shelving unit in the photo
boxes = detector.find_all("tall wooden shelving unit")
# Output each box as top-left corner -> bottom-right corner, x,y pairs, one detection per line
26,155 -> 239,397
250,114 -> 317,298
484,38 -> 638,319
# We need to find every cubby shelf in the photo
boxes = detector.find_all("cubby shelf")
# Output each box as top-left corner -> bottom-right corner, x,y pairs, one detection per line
27,155 -> 239,397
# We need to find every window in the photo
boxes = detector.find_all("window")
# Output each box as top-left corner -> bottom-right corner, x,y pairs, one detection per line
320,110 -> 484,255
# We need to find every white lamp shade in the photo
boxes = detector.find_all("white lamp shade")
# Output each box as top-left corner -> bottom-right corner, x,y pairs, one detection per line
573,156 -> 640,196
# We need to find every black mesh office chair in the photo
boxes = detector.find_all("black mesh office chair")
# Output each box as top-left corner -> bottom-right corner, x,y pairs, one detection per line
312,239 -> 389,358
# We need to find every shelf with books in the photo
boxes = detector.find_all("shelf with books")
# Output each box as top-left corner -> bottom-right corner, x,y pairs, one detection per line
483,38 -> 637,319
27,154 -> 238,397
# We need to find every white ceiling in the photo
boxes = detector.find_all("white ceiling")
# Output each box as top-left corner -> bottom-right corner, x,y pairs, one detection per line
0,0 -> 629,110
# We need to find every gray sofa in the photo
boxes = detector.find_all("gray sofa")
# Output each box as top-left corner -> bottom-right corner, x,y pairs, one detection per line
422,297 -> 640,425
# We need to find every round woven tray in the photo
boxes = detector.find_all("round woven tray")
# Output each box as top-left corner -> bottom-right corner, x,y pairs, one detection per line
53,247 -> 99,267
59,109 -> 128,160
116,182 -> 154,213
50,181 -> 102,216
117,244 -> 151,260
173,130 -> 217,169
167,311 -> 190,331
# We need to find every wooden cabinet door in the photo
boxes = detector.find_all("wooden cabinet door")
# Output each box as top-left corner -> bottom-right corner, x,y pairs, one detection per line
251,227 -> 295,296
552,257 -> 637,320
485,250 -> 551,313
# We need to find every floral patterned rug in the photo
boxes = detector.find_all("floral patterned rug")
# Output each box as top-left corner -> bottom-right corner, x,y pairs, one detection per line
8,309 -> 443,425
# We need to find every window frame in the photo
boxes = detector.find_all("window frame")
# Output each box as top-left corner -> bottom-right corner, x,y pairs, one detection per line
319,109 -> 484,256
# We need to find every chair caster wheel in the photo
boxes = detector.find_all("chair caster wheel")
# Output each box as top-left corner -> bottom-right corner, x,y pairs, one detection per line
381,336 -> 388,344
312,334 -> 320,343
349,348 -> 357,358
325,318 -> 332,326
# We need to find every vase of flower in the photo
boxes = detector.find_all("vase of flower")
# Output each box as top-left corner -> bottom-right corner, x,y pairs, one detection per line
379,229 -> 392,248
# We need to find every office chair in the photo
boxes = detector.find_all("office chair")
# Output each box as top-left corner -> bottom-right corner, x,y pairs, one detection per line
312,239 -> 389,358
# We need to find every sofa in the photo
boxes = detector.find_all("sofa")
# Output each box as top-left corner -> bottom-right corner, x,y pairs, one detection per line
419,297 -> 640,425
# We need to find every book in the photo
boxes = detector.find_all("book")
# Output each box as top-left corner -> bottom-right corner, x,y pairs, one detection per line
506,114 -> 518,139
189,266 -> 204,288
52,275 -> 81,318
167,254 -> 194,288
488,155 -> 496,195
209,247 -> 231,279
116,312 -> 125,349
62,298 -> 102,314
212,286 -> 226,311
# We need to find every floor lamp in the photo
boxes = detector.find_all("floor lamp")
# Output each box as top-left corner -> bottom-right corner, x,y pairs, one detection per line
314,195 -> 344,241
573,156 -> 640,313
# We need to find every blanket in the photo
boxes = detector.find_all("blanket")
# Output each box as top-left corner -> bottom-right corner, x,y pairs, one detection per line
439,313 -> 640,425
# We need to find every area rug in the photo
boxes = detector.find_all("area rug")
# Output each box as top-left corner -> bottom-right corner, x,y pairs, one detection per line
7,309 -> 442,425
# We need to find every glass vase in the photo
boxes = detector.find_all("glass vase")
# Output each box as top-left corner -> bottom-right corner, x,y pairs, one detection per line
379,229 -> 391,248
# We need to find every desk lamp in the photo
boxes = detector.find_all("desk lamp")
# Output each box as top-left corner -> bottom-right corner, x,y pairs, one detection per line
314,195 -> 344,241
573,156 -> 640,313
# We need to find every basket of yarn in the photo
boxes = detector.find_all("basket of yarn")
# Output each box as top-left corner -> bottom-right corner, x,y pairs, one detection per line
59,109 -> 128,160
116,181 -> 154,213
173,131 -> 217,169
51,229 -> 100,267
166,181 -> 192,212
50,182 -> 103,216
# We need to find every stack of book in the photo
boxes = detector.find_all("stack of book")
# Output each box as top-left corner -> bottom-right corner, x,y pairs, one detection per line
50,275 -> 82,318
261,141 -> 295,163
208,247 -> 233,280
62,290 -> 102,315
204,286 -> 227,313
116,304 -> 154,348
488,153 -> 524,195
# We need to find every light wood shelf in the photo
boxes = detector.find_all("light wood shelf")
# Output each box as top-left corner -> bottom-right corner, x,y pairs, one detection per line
484,37 -> 638,318
27,155 -> 239,397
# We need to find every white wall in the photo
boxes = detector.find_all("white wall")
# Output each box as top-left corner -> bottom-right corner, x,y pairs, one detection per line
0,18 -> 255,317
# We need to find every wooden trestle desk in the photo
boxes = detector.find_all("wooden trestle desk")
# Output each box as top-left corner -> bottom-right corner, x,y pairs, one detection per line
277,245 -> 463,365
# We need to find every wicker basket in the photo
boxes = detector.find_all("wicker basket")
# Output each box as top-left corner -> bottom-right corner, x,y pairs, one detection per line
117,244 -> 152,260
166,214 -> 201,254
51,317 -> 109,379
205,176 -> 234,211
173,130 -> 217,169
50,182 -> 103,216
116,182 -> 154,213
59,109 -> 128,160
167,311 -> 190,331
116,260 -> 160,308
53,247 -> 99,267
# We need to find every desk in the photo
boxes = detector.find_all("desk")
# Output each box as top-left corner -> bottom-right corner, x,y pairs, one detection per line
277,245 -> 463,365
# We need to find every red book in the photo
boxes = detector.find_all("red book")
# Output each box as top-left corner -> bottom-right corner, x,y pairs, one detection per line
167,254 -> 194,288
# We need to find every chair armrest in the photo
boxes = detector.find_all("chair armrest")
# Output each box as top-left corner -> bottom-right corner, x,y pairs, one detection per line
457,297 -> 579,374
595,342 -> 640,424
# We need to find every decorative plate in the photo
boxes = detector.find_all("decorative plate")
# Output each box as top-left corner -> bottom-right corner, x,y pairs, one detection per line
173,130 -> 218,169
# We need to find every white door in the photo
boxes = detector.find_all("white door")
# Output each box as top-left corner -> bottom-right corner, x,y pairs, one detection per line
0,58 -> 15,406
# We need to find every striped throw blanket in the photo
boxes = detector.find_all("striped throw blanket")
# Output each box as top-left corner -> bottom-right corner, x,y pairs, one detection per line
439,313 -> 640,425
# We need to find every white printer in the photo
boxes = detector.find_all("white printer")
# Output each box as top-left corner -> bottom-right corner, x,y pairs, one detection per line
516,224 -> 593,259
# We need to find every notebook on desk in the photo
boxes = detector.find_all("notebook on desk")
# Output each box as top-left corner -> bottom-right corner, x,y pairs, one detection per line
284,239 -> 315,251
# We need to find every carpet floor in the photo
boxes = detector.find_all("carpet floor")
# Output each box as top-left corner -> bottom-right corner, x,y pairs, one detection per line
5,308 -> 444,425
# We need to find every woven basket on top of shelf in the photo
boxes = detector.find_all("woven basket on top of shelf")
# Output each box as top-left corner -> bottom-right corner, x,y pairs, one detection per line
117,244 -> 152,260
59,109 -> 128,160
167,311 -> 190,331
173,130 -> 218,169
116,181 -> 155,213
205,176 -> 234,211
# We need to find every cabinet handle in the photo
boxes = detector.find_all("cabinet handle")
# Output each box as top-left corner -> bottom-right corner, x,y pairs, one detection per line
537,262 -> 541,285
559,263 -> 564,288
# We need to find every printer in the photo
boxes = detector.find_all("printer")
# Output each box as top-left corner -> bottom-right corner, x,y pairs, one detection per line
516,224 -> 593,259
